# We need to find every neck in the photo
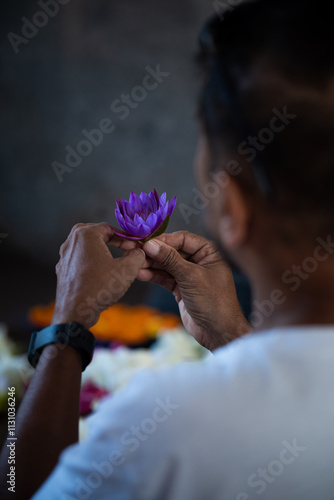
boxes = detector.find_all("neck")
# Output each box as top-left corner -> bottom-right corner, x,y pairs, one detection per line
249,266 -> 334,333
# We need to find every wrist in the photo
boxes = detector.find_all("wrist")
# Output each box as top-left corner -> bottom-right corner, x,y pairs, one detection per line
208,312 -> 251,350
52,308 -> 92,331
41,343 -> 82,371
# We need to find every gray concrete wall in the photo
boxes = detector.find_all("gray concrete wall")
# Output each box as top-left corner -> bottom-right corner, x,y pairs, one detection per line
0,0 -> 215,264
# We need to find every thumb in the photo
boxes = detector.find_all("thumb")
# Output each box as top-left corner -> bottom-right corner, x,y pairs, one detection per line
143,239 -> 188,280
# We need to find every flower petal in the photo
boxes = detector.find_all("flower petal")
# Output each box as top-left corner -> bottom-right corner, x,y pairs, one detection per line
159,192 -> 167,207
122,200 -> 136,219
113,231 -> 145,241
152,189 -> 160,208
161,200 -> 169,220
143,215 -> 170,241
137,224 -> 151,238
139,192 -> 150,218
114,190 -> 176,241
134,213 -> 146,227
139,191 -> 148,204
123,213 -> 135,225
129,192 -> 142,214
146,193 -> 155,212
168,196 -> 177,216
145,212 -> 158,232
116,199 -> 124,216
155,207 -> 164,225
123,220 -> 146,237
148,191 -> 158,211
115,209 -> 126,230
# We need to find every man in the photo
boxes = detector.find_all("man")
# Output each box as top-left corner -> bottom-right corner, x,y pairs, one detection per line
2,0 -> 334,498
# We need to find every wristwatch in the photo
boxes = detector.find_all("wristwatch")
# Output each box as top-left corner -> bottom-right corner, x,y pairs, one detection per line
28,322 -> 95,372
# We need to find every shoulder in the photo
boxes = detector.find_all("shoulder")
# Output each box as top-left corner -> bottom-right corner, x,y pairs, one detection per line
33,327 -> 334,499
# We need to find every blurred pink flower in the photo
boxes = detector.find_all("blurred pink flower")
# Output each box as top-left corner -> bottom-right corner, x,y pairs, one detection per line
79,381 -> 110,416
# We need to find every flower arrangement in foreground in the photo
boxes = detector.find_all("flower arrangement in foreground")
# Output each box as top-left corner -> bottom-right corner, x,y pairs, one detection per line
27,302 -> 206,420
28,302 -> 180,344
0,308 -> 208,425
114,189 -> 177,241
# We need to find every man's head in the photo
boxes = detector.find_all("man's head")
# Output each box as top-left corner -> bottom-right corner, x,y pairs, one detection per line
196,0 -> 334,286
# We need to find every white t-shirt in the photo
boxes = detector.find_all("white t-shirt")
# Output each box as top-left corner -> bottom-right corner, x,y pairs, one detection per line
33,327 -> 334,499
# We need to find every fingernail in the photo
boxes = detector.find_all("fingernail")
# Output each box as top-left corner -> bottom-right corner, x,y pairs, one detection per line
143,239 -> 160,256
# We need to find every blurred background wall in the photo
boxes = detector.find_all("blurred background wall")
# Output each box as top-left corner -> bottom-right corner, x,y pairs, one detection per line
0,0 -> 216,334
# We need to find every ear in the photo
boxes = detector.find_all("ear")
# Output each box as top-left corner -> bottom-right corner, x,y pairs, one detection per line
218,175 -> 251,250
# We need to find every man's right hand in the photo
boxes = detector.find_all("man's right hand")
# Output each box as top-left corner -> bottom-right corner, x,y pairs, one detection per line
140,231 -> 251,351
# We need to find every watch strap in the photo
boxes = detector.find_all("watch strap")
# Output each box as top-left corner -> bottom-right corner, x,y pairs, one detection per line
28,322 -> 95,371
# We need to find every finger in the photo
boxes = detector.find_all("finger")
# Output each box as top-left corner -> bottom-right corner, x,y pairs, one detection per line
123,252 -> 153,270
142,256 -> 154,269
77,223 -> 141,250
108,238 -> 142,251
142,239 -> 190,281
92,223 -> 114,243
173,284 -> 182,303
155,231 -> 218,264
69,222 -> 114,245
155,231 -> 204,252
137,268 -> 155,282
116,248 -> 146,278
137,268 -> 176,292
59,223 -> 96,256
108,226 -> 143,251
69,222 -> 95,232
67,222 -> 98,240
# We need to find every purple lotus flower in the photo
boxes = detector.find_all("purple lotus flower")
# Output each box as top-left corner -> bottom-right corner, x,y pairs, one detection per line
114,189 -> 177,241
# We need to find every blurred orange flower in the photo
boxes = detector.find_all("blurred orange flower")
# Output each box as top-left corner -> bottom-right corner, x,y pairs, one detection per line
28,302 -> 180,344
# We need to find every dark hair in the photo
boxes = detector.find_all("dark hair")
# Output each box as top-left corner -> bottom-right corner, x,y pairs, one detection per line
198,0 -> 334,234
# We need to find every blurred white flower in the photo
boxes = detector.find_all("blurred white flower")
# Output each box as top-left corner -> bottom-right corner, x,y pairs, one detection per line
82,328 -> 208,394
0,326 -> 34,409
0,325 -> 209,422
